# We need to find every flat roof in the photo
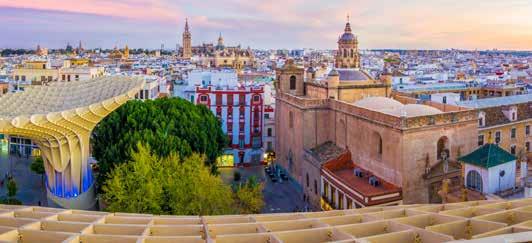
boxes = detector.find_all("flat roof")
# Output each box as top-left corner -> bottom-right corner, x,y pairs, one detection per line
395,83 -> 468,92
456,93 -> 532,109
331,167 -> 401,197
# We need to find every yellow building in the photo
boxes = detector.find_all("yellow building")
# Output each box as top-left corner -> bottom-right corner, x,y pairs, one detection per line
12,60 -> 59,85
457,94 -> 532,160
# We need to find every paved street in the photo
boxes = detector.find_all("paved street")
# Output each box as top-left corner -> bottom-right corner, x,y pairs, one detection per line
0,149 -> 48,206
219,165 -> 306,213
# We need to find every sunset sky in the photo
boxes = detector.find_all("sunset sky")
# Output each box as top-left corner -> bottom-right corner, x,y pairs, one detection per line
1,0 -> 531,50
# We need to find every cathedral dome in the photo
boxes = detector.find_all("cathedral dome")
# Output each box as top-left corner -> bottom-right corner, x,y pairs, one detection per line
339,32 -> 356,42
354,97 -> 403,111
397,104 -> 443,117
338,21 -> 356,43
354,98 -> 443,117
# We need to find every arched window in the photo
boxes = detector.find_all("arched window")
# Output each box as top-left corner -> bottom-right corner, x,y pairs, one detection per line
437,136 -> 449,160
372,132 -> 383,158
289,75 -> 296,90
343,49 -> 347,58
350,49 -> 354,58
306,173 -> 309,187
466,170 -> 483,192
478,112 -> 485,127
378,135 -> 383,155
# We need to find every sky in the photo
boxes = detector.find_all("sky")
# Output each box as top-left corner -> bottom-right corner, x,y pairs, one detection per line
0,0 -> 531,50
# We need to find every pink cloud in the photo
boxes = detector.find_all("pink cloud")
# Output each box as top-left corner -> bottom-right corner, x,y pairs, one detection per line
0,0 -> 181,22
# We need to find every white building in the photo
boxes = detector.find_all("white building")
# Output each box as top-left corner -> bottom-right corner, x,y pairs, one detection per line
460,143 -> 517,194
135,75 -> 166,100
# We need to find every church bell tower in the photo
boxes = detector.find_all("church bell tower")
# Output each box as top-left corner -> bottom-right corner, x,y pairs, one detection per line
182,18 -> 192,59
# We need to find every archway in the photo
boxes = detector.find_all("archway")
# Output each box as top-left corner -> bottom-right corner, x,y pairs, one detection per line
289,75 -> 296,90
371,131 -> 383,159
466,170 -> 483,192
437,136 -> 450,160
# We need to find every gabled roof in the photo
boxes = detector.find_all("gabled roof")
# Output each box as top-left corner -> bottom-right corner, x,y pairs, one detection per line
459,143 -> 516,168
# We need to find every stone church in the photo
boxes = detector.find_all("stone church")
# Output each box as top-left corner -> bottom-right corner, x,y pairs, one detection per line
274,19 -> 478,206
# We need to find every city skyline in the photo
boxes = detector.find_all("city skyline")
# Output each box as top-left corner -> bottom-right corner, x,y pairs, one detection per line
0,0 -> 531,51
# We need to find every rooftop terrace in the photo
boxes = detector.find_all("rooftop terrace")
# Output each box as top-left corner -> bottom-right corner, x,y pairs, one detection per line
0,199 -> 530,242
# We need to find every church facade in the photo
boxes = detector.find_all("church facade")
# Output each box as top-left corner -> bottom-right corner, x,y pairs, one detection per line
274,19 -> 478,207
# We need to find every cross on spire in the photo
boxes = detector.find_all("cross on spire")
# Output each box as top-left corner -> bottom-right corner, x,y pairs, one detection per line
347,14 -> 350,23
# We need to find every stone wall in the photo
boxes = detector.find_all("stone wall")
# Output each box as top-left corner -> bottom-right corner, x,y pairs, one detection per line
275,92 -> 478,204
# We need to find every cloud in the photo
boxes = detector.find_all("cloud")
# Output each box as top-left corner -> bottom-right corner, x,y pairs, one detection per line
0,0 -> 531,50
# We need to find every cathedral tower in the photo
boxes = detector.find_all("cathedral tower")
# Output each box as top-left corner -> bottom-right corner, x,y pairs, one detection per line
335,15 -> 360,69
182,18 -> 192,59
217,32 -> 224,49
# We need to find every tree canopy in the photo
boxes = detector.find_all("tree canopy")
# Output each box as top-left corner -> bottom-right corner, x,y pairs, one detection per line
102,144 -> 263,215
91,98 -> 226,186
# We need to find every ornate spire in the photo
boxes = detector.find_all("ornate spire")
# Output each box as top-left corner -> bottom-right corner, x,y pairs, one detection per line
344,14 -> 352,33
184,18 -> 190,32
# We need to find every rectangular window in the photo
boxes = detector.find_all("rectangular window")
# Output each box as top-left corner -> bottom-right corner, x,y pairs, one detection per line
511,145 -> 516,155
495,131 -> 501,144
15,75 -> 19,81
227,94 -> 233,106
526,125 -> 530,136
511,128 -> 516,139
41,76 -> 45,82
478,135 -> 484,146
314,180 -> 318,195
62,75 -> 65,81
239,139 -> 244,149
47,76 -> 52,82
267,142 -> 272,151
200,95 -> 208,102
264,113 -> 270,119
21,76 -> 26,81
346,197 -> 352,209
267,128 -> 272,137
526,142 -> 530,152
216,93 -> 222,105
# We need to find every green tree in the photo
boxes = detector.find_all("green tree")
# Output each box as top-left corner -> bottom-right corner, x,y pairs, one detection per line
7,179 -> 17,198
1,179 -> 21,205
92,98 -> 226,187
102,144 -> 235,215
233,176 -> 264,214
30,157 -> 45,186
